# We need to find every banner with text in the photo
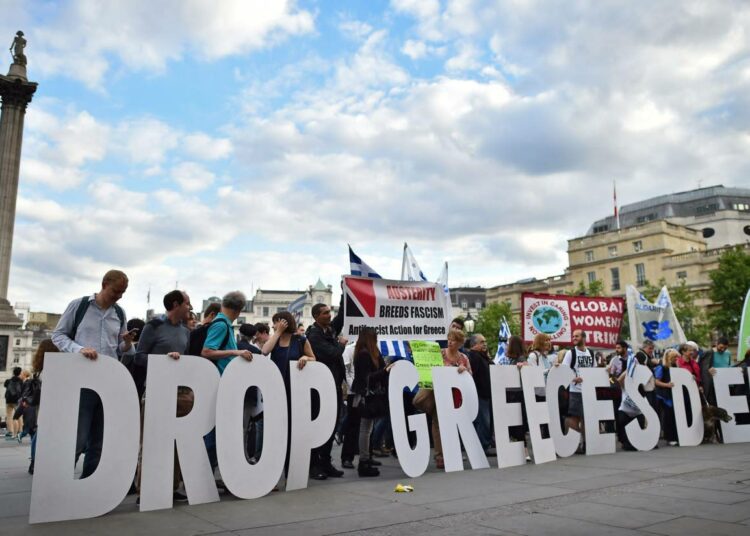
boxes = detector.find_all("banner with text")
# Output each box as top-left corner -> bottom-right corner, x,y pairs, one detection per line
342,276 -> 452,341
522,292 -> 625,348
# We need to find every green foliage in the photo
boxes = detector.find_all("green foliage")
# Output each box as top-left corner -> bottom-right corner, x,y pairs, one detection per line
571,279 -> 604,297
709,246 -> 750,339
474,302 -> 520,356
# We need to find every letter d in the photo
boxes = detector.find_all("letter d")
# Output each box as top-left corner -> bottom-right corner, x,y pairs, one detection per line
30,353 -> 140,523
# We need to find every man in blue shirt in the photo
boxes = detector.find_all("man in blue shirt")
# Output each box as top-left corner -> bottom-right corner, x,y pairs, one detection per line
200,291 -> 253,476
52,269 -> 137,478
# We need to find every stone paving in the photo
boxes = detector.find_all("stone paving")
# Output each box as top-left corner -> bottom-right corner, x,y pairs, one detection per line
1,438 -> 750,535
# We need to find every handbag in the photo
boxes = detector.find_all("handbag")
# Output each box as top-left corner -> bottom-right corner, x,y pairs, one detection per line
361,375 -> 388,418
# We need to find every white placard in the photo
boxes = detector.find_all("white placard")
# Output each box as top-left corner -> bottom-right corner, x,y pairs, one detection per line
622,364 -> 660,451
670,367 -> 704,447
580,368 -> 616,455
388,361 -> 429,477
216,355 -> 288,499
490,365 -> 526,468
520,366 -> 556,464
287,361 -> 337,491
545,365 -> 580,457
140,354 -> 220,511
432,367 -> 489,472
713,368 -> 750,443
30,353 -> 140,524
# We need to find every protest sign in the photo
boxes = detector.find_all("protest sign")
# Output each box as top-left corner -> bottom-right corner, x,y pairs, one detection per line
410,340 -> 443,388
29,354 -> 750,524
522,292 -> 625,348
342,276 -> 452,341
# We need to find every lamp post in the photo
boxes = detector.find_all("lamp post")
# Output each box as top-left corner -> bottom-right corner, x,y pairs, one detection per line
465,312 -> 475,334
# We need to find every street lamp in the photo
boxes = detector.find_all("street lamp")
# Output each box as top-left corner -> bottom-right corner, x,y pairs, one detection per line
465,312 -> 475,334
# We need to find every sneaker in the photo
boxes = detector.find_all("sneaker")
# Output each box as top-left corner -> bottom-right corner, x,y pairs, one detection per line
323,463 -> 344,478
215,479 -> 227,492
484,447 -> 497,457
575,444 -> 586,455
668,441 -> 678,446
173,491 -> 188,502
341,459 -> 355,469
371,448 -> 390,458
368,458 -> 382,467
28,460 -> 34,475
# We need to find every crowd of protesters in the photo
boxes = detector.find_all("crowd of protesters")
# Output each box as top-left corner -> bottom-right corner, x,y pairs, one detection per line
5,268 -> 750,502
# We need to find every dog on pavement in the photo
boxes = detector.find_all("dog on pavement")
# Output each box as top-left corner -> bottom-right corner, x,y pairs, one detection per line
702,406 -> 732,443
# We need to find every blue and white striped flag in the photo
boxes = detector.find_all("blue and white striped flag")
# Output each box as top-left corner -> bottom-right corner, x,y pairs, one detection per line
402,243 -> 428,282
287,293 -> 306,323
494,316 -> 511,365
625,351 -> 637,378
349,245 -> 382,278
379,340 -> 411,361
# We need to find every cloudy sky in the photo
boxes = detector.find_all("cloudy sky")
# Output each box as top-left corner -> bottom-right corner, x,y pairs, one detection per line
3,0 -> 749,316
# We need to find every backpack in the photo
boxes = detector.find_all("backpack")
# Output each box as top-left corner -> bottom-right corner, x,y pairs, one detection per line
5,378 -> 22,403
24,377 -> 42,407
187,317 -> 232,356
70,296 -> 125,339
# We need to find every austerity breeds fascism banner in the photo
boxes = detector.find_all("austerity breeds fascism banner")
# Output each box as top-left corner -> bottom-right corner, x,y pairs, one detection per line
342,276 -> 452,341
522,292 -> 625,348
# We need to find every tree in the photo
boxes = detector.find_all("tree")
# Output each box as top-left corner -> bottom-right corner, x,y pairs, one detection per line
709,246 -> 750,339
474,302 -> 520,357
571,279 -> 604,297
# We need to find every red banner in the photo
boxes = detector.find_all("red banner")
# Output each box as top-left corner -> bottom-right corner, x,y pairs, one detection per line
521,292 -> 625,349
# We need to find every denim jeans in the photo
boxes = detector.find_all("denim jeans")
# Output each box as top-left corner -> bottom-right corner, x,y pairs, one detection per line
76,388 -> 104,479
204,429 -> 218,471
473,396 -> 492,450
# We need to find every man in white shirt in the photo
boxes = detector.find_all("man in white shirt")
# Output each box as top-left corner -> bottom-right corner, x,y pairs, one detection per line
562,329 -> 595,454
52,269 -> 138,478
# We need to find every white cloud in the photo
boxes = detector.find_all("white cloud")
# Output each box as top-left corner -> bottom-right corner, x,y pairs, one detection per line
183,133 -> 233,160
27,0 -> 315,88
339,19 -> 373,40
171,162 -> 215,192
401,39 -> 428,59
445,42 -> 482,72
115,118 -> 179,165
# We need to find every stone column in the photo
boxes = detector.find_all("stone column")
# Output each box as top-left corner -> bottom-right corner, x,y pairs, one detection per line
0,51 -> 37,365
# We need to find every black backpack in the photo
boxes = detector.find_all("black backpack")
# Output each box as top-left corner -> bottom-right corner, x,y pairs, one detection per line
5,377 -> 23,404
187,317 -> 232,356
69,296 -> 125,339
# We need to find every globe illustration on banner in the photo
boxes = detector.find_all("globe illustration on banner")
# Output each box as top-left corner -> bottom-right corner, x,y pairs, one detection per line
532,306 -> 563,334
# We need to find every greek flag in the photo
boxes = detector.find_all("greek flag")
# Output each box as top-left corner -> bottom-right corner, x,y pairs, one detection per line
494,316 -> 511,364
287,293 -> 306,323
402,243 -> 428,282
626,352 -> 637,378
349,245 -> 381,278
379,340 -> 411,361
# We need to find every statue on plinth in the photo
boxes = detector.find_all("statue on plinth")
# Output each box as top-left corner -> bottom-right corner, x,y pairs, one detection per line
10,31 -> 26,66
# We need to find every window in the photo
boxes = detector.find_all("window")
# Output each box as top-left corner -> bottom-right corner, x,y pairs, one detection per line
633,240 -> 643,252
702,227 -> 715,238
585,250 -> 594,262
636,213 -> 657,223
262,306 -> 269,317
461,301 -> 468,309
276,307 -> 285,313
587,271 -> 596,284
695,203 -> 718,215
635,263 -> 646,286
733,203 -> 749,211
475,301 -> 482,310
608,246 -> 617,257
611,268 -> 620,291
15,338 -> 20,346
593,224 -> 609,234
676,271 -> 687,280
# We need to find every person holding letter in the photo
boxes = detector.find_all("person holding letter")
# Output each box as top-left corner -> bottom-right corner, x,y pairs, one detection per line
561,329 -> 594,454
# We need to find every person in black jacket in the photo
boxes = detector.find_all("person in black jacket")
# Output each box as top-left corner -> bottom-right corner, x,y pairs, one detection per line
466,334 -> 495,456
351,328 -> 393,476
306,302 -> 347,479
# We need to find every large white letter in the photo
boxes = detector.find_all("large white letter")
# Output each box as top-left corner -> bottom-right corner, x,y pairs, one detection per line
714,368 -> 750,443
140,355 -> 220,511
545,365 -> 579,457
432,367 -> 489,472
521,366 -> 556,464
287,361 -> 337,491
670,367 -> 704,446
622,364 -> 660,451
490,366 -> 525,468
580,368 -> 616,455
388,361 -> 429,477
30,353 -> 140,523
216,356 -> 287,498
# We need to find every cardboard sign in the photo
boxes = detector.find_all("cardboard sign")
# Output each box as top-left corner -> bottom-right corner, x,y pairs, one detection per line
410,340 -> 444,388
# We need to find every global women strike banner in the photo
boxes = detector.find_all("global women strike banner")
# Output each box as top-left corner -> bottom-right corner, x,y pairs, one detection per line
522,292 -> 625,348
342,275 -> 452,341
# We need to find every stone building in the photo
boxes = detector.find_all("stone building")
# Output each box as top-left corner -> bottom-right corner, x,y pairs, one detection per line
488,185 -> 750,315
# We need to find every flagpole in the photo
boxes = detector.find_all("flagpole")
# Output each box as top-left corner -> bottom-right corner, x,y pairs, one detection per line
401,242 -> 408,281
614,180 -> 620,231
